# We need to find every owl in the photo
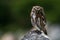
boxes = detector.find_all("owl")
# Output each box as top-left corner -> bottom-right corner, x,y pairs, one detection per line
21,6 -> 50,40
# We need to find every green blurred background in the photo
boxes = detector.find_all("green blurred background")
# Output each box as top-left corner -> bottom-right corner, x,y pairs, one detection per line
0,0 -> 60,35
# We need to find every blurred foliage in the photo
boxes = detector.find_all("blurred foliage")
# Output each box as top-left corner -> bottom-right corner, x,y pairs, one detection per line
0,0 -> 60,32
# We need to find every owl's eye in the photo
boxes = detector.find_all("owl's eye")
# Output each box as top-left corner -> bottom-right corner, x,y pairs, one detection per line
32,10 -> 35,13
